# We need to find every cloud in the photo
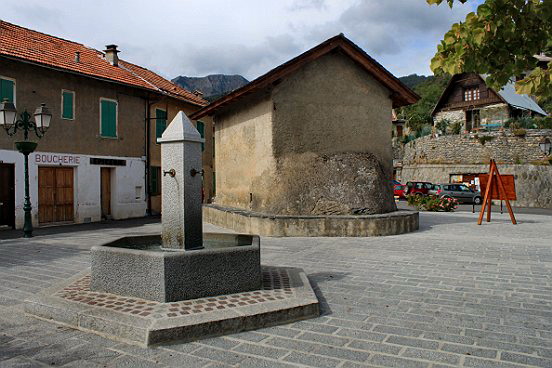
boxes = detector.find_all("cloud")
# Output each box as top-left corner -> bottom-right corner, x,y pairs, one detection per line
1,0 -> 476,79
288,0 -> 327,11
306,0 -> 473,56
121,34 -> 303,80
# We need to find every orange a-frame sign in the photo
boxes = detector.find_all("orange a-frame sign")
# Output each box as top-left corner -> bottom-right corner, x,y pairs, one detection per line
479,174 -> 516,201
477,160 -> 517,225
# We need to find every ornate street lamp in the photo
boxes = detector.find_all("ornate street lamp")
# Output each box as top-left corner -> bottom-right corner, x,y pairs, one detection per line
0,99 -> 52,238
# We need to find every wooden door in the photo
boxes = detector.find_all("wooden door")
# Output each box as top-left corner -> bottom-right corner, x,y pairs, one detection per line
0,164 -> 15,228
101,168 -> 111,218
38,167 -> 74,224
55,168 -> 74,222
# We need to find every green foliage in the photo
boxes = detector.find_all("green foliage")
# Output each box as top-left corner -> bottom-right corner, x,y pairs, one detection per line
541,97 -> 552,115
401,134 -> 416,144
512,128 -> 527,137
449,121 -> 463,134
407,194 -> 458,212
478,135 -> 494,145
537,116 -> 552,129
435,118 -> 450,134
428,0 -> 552,102
398,74 -> 449,136
419,125 -> 433,138
406,113 -> 432,133
518,117 -> 538,129
399,74 -> 432,89
505,116 -> 552,130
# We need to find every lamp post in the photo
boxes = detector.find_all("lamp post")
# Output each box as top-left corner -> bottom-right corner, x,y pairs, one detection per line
0,99 -> 52,238
539,138 -> 551,155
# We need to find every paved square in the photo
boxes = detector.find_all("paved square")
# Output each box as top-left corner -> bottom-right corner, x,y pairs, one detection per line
1,211 -> 551,367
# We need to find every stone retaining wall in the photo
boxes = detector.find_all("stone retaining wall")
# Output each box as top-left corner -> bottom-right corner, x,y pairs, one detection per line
401,164 -> 552,209
402,130 -> 552,165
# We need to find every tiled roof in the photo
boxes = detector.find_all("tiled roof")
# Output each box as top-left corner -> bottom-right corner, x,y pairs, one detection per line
120,61 -> 206,105
0,20 -> 206,106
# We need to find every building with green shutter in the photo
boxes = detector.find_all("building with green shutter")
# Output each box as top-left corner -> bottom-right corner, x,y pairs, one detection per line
146,98 -> 215,215
0,21 -> 210,229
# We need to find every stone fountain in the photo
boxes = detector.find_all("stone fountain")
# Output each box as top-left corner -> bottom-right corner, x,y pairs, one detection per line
90,112 -> 261,302
25,112 -> 319,346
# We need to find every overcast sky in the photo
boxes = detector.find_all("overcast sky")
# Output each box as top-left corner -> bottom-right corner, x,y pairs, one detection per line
2,0 -> 481,81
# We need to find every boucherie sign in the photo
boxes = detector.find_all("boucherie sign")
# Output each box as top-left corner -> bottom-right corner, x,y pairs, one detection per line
35,153 -> 80,165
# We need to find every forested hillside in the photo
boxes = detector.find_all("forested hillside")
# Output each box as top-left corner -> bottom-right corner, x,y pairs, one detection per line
397,74 -> 449,133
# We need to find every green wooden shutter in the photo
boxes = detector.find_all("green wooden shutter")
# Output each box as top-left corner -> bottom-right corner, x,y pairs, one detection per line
62,91 -> 74,119
155,109 -> 167,140
0,78 -> 15,103
100,100 -> 117,137
197,121 -> 205,151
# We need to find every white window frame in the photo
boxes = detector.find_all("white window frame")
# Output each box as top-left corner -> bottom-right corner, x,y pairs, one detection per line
155,108 -> 167,145
0,75 -> 16,106
99,97 -> 118,139
61,89 -> 75,120
464,87 -> 480,102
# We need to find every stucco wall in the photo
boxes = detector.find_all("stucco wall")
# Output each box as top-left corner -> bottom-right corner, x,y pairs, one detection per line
213,52 -> 396,216
0,148 -> 146,229
401,164 -> 552,209
271,52 -> 392,162
214,93 -> 276,210
0,58 -> 145,158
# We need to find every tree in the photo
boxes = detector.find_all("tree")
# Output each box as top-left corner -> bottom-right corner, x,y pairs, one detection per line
428,0 -> 552,101
398,74 -> 449,133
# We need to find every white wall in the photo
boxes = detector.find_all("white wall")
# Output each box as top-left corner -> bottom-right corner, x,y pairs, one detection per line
0,149 -> 146,229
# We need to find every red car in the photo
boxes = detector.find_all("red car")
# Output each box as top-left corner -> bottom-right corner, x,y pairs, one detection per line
404,181 -> 433,196
393,184 -> 406,199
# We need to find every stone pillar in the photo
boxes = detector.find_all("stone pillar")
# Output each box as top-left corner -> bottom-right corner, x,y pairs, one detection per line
158,111 -> 204,250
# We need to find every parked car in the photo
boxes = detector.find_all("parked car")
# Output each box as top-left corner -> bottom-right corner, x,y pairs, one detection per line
393,184 -> 406,199
404,181 -> 433,196
429,183 -> 482,204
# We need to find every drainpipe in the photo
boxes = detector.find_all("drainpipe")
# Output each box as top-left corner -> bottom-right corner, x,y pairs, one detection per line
145,96 -> 164,215
145,97 -> 152,215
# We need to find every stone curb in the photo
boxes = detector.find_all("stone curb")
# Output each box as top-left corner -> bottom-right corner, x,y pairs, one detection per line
24,267 -> 320,347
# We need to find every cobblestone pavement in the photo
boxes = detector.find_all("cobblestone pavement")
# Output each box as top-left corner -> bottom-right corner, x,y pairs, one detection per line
1,211 -> 551,368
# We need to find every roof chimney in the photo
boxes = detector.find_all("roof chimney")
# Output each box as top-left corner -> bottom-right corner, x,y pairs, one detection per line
75,51 -> 80,63
104,44 -> 119,66
193,89 -> 204,97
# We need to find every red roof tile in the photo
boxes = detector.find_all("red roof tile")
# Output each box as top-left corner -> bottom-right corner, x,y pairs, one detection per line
0,20 -> 206,106
120,61 -> 206,105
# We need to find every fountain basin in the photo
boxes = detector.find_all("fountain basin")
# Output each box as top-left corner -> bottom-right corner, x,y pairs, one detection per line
90,233 -> 261,302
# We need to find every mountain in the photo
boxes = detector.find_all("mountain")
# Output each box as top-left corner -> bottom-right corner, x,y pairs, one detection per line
398,74 -> 433,90
172,74 -> 249,101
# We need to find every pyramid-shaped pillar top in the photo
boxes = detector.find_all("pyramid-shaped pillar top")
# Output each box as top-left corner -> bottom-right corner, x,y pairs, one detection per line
158,111 -> 204,144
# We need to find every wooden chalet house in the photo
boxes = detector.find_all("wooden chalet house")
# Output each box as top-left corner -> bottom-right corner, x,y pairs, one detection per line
432,73 -> 547,132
